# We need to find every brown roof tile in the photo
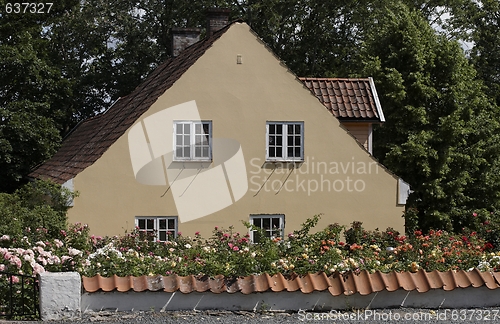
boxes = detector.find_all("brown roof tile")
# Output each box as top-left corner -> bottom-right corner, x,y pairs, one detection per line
300,77 -> 384,122
29,22 -> 239,184
81,269 -> 500,294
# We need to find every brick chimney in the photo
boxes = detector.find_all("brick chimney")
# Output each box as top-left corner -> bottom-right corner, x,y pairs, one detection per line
171,28 -> 201,57
206,8 -> 231,37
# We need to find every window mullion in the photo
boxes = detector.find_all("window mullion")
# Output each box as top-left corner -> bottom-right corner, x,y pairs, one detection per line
190,121 -> 196,160
155,218 -> 159,242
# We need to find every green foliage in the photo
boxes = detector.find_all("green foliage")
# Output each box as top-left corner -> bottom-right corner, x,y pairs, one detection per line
0,179 -> 76,245
351,3 -> 500,230
440,0 -> 500,107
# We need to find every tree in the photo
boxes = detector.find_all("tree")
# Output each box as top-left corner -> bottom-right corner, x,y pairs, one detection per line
466,0 -> 500,107
244,0 -> 373,77
355,2 -> 500,231
0,179 -> 75,243
428,0 -> 500,106
0,8 -> 68,191
46,0 -> 228,127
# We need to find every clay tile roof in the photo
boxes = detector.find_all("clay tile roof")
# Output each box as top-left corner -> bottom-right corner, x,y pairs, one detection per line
300,77 -> 385,122
29,21 -> 241,184
81,269 -> 500,294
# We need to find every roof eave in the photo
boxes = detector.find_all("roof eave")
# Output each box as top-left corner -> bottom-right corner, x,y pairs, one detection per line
368,77 -> 385,123
338,118 -> 384,124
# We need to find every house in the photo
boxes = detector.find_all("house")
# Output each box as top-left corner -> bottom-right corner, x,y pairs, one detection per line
29,12 -> 408,240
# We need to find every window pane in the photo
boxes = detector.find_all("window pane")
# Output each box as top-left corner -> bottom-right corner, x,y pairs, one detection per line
272,217 -> 280,228
183,135 -> 190,144
147,219 -> 154,230
176,124 -> 183,134
263,218 -> 270,229
195,123 -> 201,133
269,124 -> 275,134
276,147 -> 282,157
176,147 -> 183,157
288,124 -> 294,134
276,124 -> 282,134
176,135 -> 183,145
295,147 -> 301,157
202,147 -> 209,157
288,135 -> 294,146
288,147 -> 294,157
183,147 -> 190,157
168,219 -> 175,229
253,231 -> 261,244
159,219 -> 166,229
295,136 -> 301,146
195,135 -> 202,144
276,136 -> 282,146
269,147 -> 275,158
253,218 -> 260,227
295,124 -> 301,133
159,231 -> 167,241
203,123 -> 210,135
269,136 -> 275,145
195,147 -> 201,157
184,124 -> 190,133
138,219 -> 145,229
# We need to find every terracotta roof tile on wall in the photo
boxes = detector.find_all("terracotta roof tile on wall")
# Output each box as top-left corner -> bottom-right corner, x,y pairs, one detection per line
29,21 -> 240,184
300,78 -> 384,122
81,269 -> 500,295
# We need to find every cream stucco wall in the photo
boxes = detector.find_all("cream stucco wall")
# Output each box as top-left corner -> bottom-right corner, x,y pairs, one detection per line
68,23 -> 405,238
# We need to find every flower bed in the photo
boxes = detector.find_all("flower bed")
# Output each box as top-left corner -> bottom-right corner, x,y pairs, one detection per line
2,216 -> 500,284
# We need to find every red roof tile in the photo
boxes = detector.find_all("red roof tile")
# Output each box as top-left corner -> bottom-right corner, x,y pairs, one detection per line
81,269 -> 500,294
29,22 -> 239,184
300,77 -> 385,122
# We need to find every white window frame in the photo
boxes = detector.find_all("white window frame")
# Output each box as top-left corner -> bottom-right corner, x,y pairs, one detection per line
135,216 -> 178,242
173,120 -> 212,161
266,121 -> 304,161
249,214 -> 285,243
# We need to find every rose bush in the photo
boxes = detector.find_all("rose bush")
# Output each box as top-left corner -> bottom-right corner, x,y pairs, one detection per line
2,214 -> 500,281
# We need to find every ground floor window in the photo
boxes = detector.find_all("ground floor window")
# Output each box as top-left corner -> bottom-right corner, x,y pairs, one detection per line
249,214 -> 284,243
135,216 -> 177,242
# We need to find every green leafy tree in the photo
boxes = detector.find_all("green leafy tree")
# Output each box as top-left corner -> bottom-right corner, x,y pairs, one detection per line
355,3 -> 500,230
0,6 -> 69,191
428,0 -> 499,105
465,0 -> 500,107
0,179 -> 76,244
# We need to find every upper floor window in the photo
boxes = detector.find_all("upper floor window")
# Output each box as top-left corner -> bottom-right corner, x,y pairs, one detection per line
135,216 -> 177,242
266,122 -> 303,161
174,121 -> 212,161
